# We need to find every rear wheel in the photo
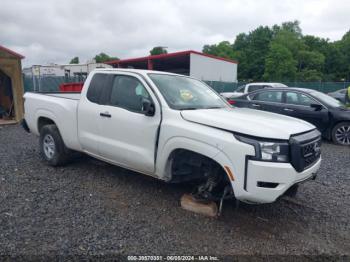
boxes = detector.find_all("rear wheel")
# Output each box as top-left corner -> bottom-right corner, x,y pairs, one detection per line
332,122 -> 350,146
39,124 -> 71,166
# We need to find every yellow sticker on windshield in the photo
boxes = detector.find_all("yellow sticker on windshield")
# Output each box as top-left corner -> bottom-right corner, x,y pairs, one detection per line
180,89 -> 193,101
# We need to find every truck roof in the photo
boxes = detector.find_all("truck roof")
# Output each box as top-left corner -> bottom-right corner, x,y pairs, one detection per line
93,68 -> 182,77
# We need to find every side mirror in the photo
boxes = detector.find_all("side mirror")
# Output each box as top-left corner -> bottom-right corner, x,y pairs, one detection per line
310,103 -> 323,111
141,98 -> 155,116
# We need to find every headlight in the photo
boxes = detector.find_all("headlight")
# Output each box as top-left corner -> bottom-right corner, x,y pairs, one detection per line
259,141 -> 289,162
235,134 -> 289,163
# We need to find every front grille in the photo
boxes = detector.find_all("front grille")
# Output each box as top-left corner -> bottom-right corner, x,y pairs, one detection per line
290,129 -> 321,172
301,139 -> 321,169
303,143 -> 316,157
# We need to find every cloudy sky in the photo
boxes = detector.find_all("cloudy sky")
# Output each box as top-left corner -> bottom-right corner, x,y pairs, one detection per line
1,0 -> 349,67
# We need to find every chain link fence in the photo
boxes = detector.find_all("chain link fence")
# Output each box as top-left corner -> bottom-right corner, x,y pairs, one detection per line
205,81 -> 350,94
23,75 -> 86,92
23,75 -> 349,94
281,82 -> 350,93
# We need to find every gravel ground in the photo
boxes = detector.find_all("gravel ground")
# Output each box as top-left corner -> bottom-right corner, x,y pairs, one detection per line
0,124 -> 349,259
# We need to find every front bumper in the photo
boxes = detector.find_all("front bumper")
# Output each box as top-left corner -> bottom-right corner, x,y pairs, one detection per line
235,157 -> 321,204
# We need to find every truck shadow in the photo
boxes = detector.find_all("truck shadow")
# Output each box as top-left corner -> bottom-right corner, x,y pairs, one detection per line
68,153 -> 323,229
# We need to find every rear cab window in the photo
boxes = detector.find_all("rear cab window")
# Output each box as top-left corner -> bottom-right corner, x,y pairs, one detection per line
86,73 -> 109,104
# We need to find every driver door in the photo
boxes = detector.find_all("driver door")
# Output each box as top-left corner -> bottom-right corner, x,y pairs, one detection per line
282,91 -> 329,132
97,73 -> 161,174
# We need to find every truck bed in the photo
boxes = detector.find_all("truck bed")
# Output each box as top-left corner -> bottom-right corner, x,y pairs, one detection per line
23,92 -> 81,151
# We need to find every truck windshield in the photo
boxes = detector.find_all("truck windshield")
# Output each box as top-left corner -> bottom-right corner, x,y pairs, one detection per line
148,74 -> 228,110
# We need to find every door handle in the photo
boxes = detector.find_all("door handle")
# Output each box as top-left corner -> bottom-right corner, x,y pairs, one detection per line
100,112 -> 112,118
283,108 -> 294,112
252,103 -> 261,107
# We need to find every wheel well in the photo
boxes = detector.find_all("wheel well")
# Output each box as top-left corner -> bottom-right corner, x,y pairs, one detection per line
166,148 -> 228,183
38,117 -> 56,133
331,120 -> 350,131
166,149 -> 233,201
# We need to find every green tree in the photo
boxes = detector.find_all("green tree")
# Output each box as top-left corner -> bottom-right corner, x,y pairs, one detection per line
303,35 -> 329,54
336,30 -> 350,80
203,26 -> 273,81
263,43 -> 297,81
203,41 -> 235,59
297,50 -> 325,72
69,57 -> 79,64
297,69 -> 323,81
273,30 -> 306,58
238,26 -> 273,81
94,53 -> 119,63
149,46 -> 168,55
202,21 -> 350,82
274,20 -> 303,37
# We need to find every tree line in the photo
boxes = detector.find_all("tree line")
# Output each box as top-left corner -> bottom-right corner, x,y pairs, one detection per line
203,21 -> 350,82
69,53 -> 119,64
68,47 -> 167,65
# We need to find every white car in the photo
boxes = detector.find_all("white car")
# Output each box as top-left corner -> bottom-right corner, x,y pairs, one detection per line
22,69 -> 320,206
221,82 -> 288,99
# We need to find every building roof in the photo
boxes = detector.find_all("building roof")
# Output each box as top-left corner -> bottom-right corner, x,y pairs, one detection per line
0,45 -> 25,59
106,50 -> 238,66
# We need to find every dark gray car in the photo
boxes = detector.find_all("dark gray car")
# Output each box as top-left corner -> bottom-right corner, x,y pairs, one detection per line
230,88 -> 350,145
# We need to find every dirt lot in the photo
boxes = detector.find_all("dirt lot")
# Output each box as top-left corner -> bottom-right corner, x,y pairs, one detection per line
0,125 -> 349,259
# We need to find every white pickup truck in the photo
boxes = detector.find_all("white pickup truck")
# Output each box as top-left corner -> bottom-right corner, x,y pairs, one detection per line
22,69 -> 321,205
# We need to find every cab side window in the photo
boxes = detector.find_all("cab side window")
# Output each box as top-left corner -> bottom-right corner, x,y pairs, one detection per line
252,91 -> 282,103
109,75 -> 150,113
86,73 -> 108,104
285,92 -> 316,106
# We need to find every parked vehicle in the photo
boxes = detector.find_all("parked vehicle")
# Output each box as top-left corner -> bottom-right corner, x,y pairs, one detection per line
230,87 -> 350,145
221,82 -> 288,102
328,89 -> 347,104
22,69 -> 321,206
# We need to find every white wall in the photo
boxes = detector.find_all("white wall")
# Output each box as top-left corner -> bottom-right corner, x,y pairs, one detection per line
189,53 -> 237,82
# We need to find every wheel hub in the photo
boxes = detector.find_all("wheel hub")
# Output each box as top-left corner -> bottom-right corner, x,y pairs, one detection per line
335,125 -> 350,145
43,134 -> 56,159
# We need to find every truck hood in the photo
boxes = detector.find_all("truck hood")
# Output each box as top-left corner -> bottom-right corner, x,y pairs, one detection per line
180,107 -> 315,140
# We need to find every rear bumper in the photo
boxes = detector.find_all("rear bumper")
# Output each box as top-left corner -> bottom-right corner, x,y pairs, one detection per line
235,157 -> 321,204
21,119 -> 30,133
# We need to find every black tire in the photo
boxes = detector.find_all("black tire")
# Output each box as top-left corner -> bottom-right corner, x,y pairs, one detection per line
331,122 -> 350,146
39,124 -> 71,166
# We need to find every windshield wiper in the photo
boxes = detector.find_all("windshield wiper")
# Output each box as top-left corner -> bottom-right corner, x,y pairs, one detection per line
204,106 -> 225,109
181,106 -> 225,110
180,107 -> 199,110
